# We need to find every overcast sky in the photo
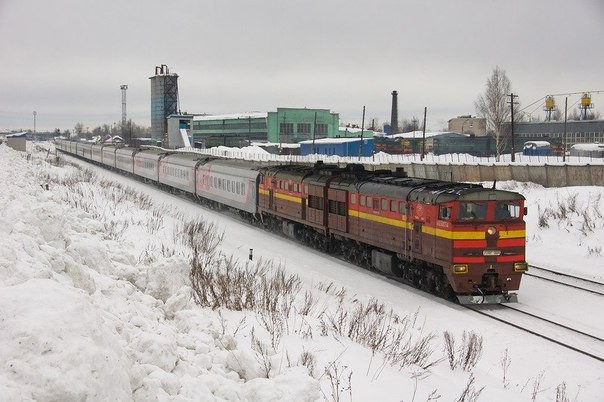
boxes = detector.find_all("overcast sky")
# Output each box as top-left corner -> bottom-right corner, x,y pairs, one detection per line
1,0 -> 603,132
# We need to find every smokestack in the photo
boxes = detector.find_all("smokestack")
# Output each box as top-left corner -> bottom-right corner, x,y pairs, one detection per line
390,90 -> 399,134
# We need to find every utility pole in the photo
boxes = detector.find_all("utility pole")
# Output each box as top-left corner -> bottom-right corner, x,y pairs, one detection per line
508,93 -> 518,162
563,97 -> 568,162
421,107 -> 427,160
359,106 -> 365,160
248,116 -> 251,146
33,111 -> 37,134
312,111 -> 317,154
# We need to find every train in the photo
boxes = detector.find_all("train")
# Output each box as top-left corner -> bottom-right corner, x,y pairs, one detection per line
54,139 -> 528,304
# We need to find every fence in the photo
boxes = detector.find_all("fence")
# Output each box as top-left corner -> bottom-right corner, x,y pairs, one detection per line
179,147 -> 604,187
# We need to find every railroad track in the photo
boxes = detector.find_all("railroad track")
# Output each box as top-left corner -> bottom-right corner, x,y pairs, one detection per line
467,304 -> 604,363
526,264 -> 604,296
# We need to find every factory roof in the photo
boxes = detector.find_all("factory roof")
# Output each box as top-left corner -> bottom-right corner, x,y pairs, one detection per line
193,112 -> 268,121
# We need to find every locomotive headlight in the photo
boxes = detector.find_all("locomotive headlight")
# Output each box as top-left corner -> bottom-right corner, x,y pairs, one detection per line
514,262 -> 528,272
452,264 -> 468,274
487,226 -> 497,236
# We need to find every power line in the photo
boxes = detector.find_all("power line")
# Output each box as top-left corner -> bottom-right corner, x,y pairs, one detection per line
520,90 -> 604,113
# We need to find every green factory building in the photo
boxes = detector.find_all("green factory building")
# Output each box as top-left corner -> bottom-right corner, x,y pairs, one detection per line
191,107 -> 341,147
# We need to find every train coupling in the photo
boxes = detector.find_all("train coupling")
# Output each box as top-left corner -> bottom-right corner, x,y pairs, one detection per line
457,292 -> 518,305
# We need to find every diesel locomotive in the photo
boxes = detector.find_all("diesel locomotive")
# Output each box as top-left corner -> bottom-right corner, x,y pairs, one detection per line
55,140 -> 527,304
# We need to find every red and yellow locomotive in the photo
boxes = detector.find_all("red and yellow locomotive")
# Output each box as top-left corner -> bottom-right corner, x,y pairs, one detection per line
258,162 -> 526,304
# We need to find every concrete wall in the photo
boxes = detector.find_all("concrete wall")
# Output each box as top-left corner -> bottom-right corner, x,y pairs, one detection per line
375,162 -> 603,187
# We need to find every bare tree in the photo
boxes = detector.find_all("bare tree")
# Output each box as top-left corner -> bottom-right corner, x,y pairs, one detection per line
474,66 -> 512,159
73,122 -> 85,138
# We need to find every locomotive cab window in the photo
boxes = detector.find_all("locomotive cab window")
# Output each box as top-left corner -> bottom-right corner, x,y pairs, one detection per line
439,206 -> 452,220
495,201 -> 520,219
458,202 -> 487,220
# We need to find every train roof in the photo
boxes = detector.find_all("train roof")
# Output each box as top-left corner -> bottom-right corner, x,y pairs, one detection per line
360,177 -> 524,204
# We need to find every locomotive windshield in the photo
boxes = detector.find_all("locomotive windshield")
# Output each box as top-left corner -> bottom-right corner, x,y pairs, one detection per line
495,201 -> 521,219
458,202 -> 487,220
457,201 -> 521,221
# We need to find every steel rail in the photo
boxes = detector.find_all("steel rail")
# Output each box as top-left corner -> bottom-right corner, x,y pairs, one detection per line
527,265 -> 604,296
466,305 -> 604,363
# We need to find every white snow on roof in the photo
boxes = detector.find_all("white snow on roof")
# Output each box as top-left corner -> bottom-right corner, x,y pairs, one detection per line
213,145 -> 270,154
6,132 -> 27,138
252,142 -> 300,149
193,112 -> 268,121
388,130 -> 467,139
298,137 -> 370,144
571,143 -> 604,151
523,141 -> 551,148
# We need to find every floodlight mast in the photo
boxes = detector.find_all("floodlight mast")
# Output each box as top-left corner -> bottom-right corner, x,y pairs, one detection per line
120,85 -> 128,141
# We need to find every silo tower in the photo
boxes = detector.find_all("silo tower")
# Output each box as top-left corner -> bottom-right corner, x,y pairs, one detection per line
579,93 -> 593,120
150,65 -> 179,140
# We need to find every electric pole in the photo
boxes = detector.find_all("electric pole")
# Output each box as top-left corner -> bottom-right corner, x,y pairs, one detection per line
508,93 -> 518,162
421,107 -> 427,161
359,106 -> 365,160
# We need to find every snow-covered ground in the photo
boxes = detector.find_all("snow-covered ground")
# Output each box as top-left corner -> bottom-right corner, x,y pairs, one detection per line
1,143 -> 602,401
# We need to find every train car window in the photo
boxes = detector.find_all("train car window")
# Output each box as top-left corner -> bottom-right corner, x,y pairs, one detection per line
381,199 -> 388,211
399,202 -> 406,215
390,200 -> 397,212
350,194 -> 357,205
458,202 -> 487,220
373,198 -> 380,210
304,184 -> 309,194
337,201 -> 346,216
328,200 -> 337,214
360,195 -> 366,207
439,206 -> 452,220
284,182 -> 289,191
495,202 -> 520,219
242,183 -> 245,194
366,197 -> 372,208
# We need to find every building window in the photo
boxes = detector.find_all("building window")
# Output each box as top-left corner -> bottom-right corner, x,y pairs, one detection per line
298,123 -> 310,134
280,123 -> 294,134
315,123 -> 328,136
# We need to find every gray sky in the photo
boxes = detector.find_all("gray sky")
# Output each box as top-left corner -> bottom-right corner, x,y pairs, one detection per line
1,0 -> 603,132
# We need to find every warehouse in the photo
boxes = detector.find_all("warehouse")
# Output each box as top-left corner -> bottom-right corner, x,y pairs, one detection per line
191,107 -> 339,147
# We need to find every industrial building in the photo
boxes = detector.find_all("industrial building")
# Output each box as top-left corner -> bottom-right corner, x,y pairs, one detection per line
191,107 -> 339,148
299,137 -> 374,157
502,120 -> 604,148
448,116 -> 487,136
